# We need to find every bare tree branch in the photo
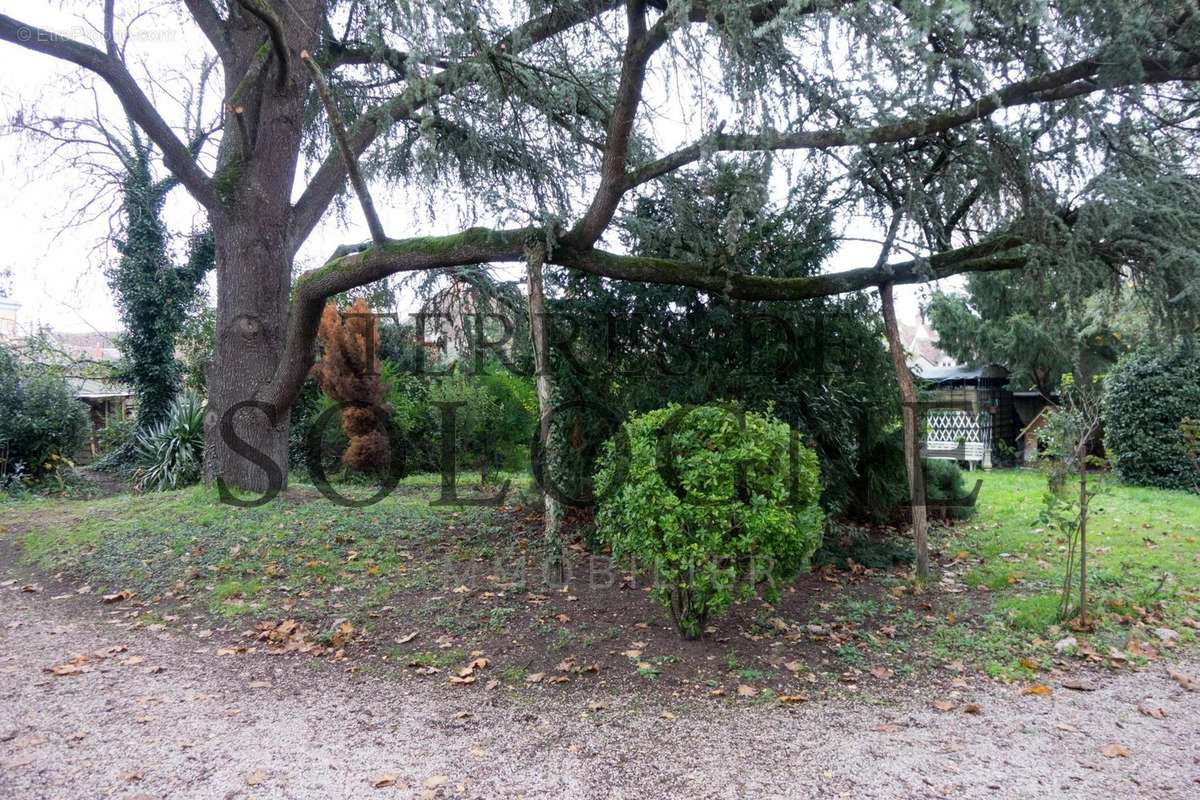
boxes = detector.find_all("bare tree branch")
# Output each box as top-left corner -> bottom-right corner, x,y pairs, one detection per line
567,1 -> 661,247
233,0 -> 290,89
258,223 -> 1027,413
183,0 -> 232,64
102,0 -> 118,58
0,13 -> 217,208
300,49 -> 387,245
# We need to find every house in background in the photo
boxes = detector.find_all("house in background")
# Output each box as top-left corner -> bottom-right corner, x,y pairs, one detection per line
0,296 -> 132,458
50,332 -> 135,457
0,296 -> 18,339
898,317 -> 959,374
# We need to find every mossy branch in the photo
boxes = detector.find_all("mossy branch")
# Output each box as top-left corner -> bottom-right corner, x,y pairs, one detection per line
233,0 -> 289,89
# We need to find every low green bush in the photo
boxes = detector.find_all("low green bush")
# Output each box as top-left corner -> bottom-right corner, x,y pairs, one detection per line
134,393 -> 205,491
0,348 -> 89,483
96,417 -> 134,455
924,458 -> 977,519
595,404 -> 824,639
1104,342 -> 1200,490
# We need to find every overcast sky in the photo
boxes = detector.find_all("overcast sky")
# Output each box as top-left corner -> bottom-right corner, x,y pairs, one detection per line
0,1 -> 939,336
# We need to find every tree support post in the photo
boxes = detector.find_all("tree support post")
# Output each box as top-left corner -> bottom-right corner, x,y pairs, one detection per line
879,281 -> 930,582
526,239 -> 564,582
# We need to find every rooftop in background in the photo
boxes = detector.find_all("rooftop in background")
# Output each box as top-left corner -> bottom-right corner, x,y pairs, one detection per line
898,314 -> 958,373
49,331 -> 123,362
912,363 -> 1011,384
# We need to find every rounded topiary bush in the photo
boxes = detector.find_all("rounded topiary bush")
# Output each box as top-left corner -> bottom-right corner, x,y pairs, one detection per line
1103,343 -> 1200,491
594,404 -> 824,639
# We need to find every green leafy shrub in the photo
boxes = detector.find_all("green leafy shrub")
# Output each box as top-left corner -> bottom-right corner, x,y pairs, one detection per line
0,348 -> 88,482
1104,342 -> 1200,490
923,458 -> 977,519
134,393 -> 206,491
96,417 -> 134,455
595,404 -> 824,639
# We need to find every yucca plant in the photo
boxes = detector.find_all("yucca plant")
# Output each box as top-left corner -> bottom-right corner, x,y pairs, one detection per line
133,393 -> 206,491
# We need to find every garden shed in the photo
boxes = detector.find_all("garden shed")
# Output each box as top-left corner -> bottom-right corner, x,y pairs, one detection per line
912,363 -> 1015,469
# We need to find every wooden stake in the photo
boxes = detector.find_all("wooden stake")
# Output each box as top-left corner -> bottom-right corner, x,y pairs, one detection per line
879,281 -> 930,581
526,240 -> 563,580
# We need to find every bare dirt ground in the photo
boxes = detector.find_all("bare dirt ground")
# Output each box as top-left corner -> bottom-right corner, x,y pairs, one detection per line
1,579 -> 1198,800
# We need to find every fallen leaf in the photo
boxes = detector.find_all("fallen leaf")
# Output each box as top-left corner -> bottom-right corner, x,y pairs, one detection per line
587,701 -> 607,711
245,769 -> 268,787
1060,677 -> 1096,692
46,661 -> 88,676
870,666 -> 894,680
1100,743 -> 1130,758
962,703 -> 983,715
1167,668 -> 1199,692
871,723 -> 901,733
784,660 -> 804,673
330,621 -> 354,649
737,684 -> 758,697
395,632 -> 418,644
423,775 -> 449,789
1022,684 -> 1052,697
102,590 -> 134,604
778,694 -> 808,704
448,675 -> 476,686
1137,702 -> 1167,719
370,774 -> 398,789
932,699 -> 957,712
525,672 -> 544,684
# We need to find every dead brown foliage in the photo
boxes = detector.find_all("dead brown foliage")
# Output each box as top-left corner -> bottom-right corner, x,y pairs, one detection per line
311,298 -> 390,473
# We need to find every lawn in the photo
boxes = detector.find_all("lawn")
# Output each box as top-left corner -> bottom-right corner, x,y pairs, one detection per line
939,468 -> 1200,677
1,468 -> 1197,697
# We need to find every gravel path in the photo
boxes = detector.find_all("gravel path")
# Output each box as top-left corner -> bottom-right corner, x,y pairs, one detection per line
1,583 -> 1198,800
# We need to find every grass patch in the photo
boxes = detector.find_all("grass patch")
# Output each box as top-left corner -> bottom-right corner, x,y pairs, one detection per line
933,468 -> 1200,675
994,593 -> 1060,632
0,478 -> 500,621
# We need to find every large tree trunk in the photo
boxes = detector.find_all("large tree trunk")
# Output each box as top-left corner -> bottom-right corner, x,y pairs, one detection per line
204,211 -> 292,494
879,283 -> 930,581
527,242 -> 564,580
198,4 -> 323,495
